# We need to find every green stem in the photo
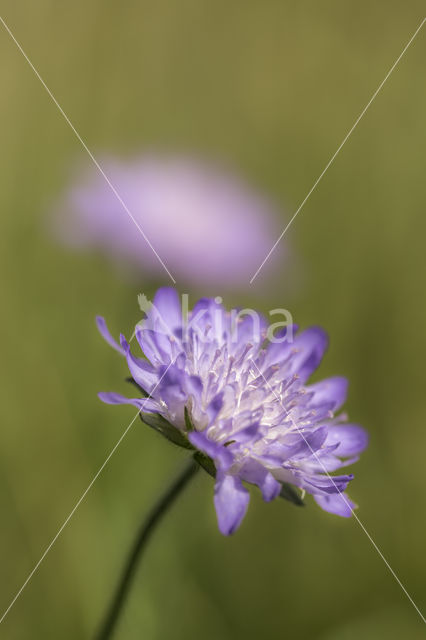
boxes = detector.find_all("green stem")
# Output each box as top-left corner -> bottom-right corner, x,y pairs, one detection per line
95,459 -> 199,640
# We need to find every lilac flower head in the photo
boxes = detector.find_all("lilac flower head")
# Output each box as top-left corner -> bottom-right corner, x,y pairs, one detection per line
98,288 -> 368,535
54,155 -> 284,288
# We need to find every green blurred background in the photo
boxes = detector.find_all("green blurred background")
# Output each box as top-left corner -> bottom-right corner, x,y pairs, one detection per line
0,2 -> 425,638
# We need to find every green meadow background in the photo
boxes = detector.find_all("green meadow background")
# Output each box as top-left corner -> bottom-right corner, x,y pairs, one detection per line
0,2 -> 425,638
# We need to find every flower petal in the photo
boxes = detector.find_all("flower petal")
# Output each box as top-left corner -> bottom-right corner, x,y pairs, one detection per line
280,426 -> 329,461
98,391 -> 160,412
136,328 -> 169,365
307,376 -> 348,411
302,472 -> 354,494
326,424 -> 369,456
263,324 -> 298,368
289,327 -> 329,382
314,492 -> 356,517
206,392 -> 224,423
230,421 -> 263,444
189,297 -> 228,343
214,473 -> 250,535
189,430 -> 233,471
150,287 -> 183,334
231,311 -> 268,348
240,459 -> 281,501
120,336 -> 158,392
96,316 -> 125,355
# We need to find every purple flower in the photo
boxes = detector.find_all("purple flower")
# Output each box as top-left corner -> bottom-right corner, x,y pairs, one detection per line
53,155 -> 284,288
98,288 -> 368,535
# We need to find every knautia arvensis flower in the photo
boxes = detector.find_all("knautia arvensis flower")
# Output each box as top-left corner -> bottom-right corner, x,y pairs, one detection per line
52,154 -> 284,288
98,288 -> 368,535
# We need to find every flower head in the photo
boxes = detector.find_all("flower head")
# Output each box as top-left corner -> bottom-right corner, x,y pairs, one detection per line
53,155 -> 283,288
98,288 -> 368,535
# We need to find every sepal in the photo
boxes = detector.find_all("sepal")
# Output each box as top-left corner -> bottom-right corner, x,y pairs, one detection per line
279,482 -> 305,507
184,406 -> 194,431
193,451 -> 216,478
140,413 -> 194,450
126,377 -> 148,396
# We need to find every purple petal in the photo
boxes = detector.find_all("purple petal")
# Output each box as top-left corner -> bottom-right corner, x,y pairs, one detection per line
120,337 -> 158,392
303,472 -> 354,494
189,297 -> 227,342
206,392 -> 223,423
240,459 -> 281,501
308,377 -> 348,411
188,298 -> 211,331
314,492 -> 356,517
326,424 -> 369,456
189,430 -> 233,471
151,287 -> 182,331
136,328 -> 170,365
214,473 -> 250,535
142,288 -> 183,347
263,324 -> 299,368
98,391 -> 160,412
186,375 -> 203,396
96,316 -> 125,355
301,448 -> 349,473
282,426 -> 329,460
155,365 -> 188,412
289,327 -> 329,382
231,311 -> 268,348
230,422 -> 262,444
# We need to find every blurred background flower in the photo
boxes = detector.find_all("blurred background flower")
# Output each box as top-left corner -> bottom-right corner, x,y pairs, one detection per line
51,154 -> 284,289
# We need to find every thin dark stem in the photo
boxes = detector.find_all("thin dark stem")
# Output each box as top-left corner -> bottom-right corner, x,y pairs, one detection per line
95,459 -> 199,640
